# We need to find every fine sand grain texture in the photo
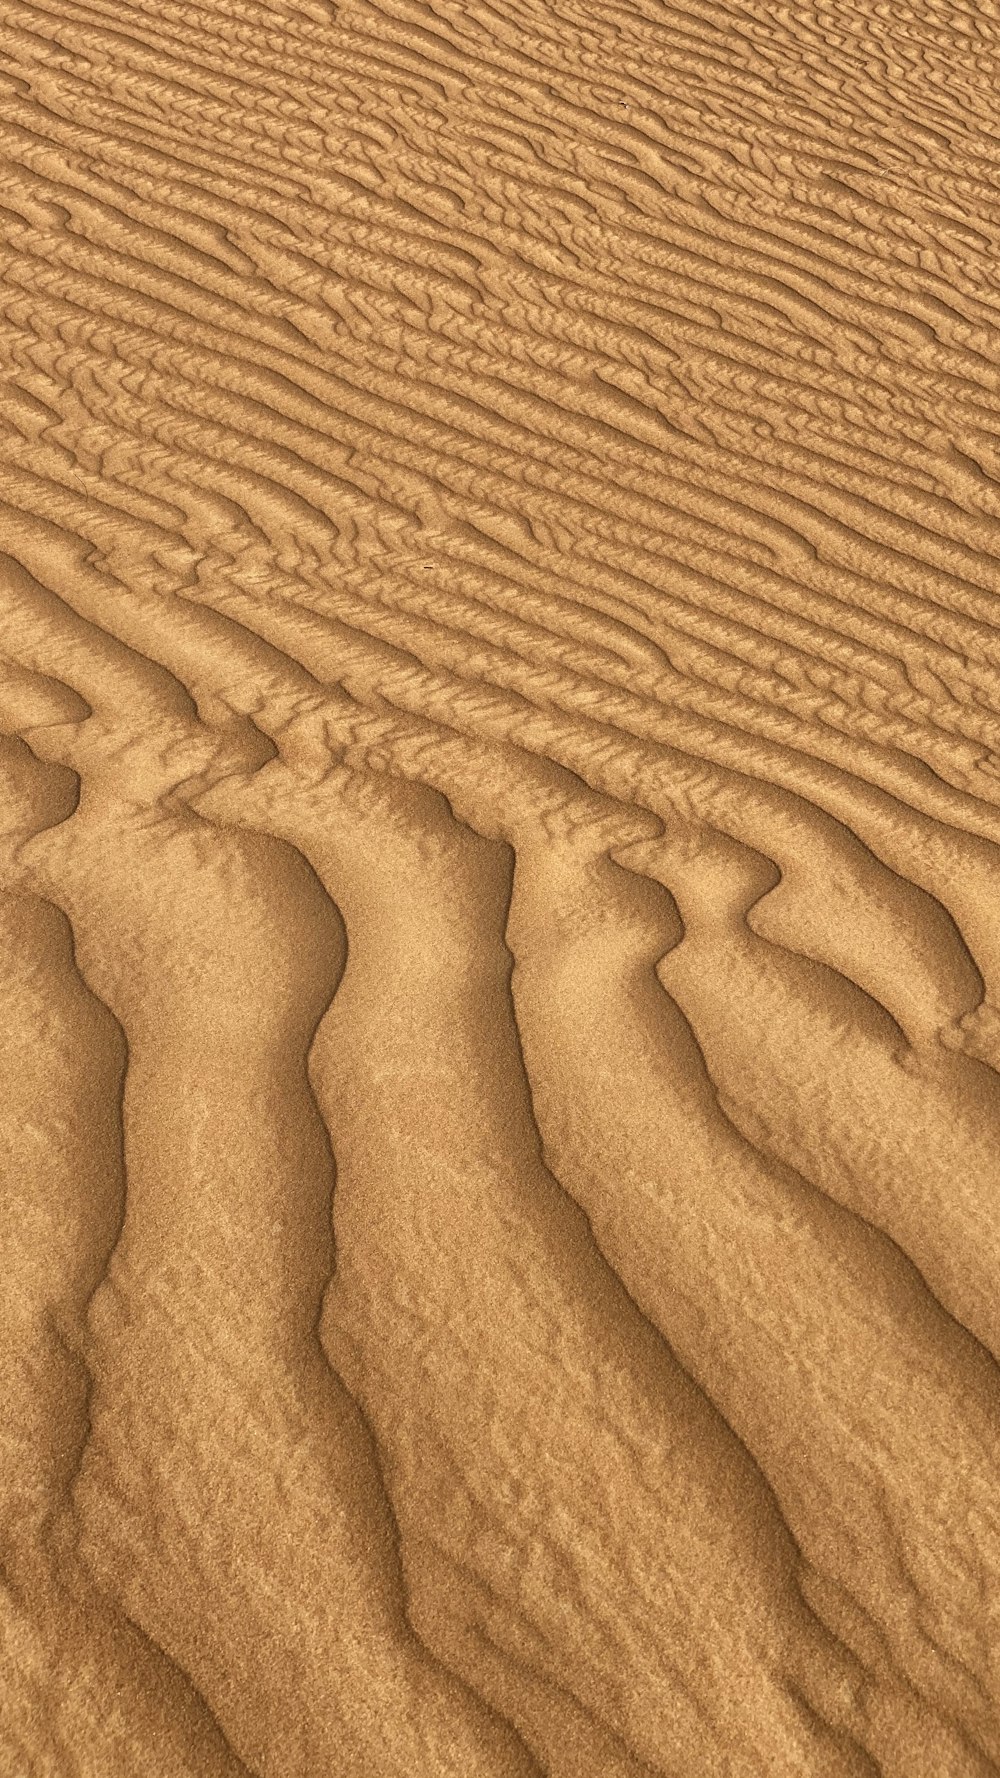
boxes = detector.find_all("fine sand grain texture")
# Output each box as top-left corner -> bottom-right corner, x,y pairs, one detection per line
3,0 -> 1000,1772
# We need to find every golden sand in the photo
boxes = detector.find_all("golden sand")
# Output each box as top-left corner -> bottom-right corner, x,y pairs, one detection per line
2,0 -> 1000,1771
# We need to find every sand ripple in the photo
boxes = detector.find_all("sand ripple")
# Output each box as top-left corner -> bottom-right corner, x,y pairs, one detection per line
2,0 -> 1000,1771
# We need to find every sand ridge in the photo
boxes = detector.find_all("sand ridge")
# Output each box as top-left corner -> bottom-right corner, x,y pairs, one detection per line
2,0 -> 1000,1772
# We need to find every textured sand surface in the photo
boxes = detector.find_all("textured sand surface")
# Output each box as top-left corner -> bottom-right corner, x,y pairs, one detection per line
2,0 -> 1000,1772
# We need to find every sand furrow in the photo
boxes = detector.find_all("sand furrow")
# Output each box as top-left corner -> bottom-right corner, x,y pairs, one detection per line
13,747 -> 533,1778
195,755 -> 877,1776
0,735 -> 253,1778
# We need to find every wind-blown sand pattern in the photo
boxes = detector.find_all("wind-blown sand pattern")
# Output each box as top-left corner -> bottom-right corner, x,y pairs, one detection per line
2,0 -> 1000,1771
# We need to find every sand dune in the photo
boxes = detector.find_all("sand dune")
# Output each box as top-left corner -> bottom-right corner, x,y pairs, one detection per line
2,0 -> 1000,1771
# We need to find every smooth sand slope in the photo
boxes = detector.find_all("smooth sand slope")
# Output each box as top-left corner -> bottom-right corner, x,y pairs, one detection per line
2,0 -> 1000,1772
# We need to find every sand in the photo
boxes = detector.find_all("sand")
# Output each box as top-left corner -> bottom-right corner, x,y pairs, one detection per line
1,0 -> 1000,1772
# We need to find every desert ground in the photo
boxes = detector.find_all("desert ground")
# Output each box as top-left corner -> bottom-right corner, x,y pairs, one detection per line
1,0 -> 1000,1772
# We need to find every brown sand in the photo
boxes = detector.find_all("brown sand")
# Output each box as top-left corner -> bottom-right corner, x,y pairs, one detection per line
2,0 -> 1000,1771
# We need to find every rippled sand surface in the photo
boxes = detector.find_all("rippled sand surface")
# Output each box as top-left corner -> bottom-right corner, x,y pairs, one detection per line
3,1 -> 1000,1772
